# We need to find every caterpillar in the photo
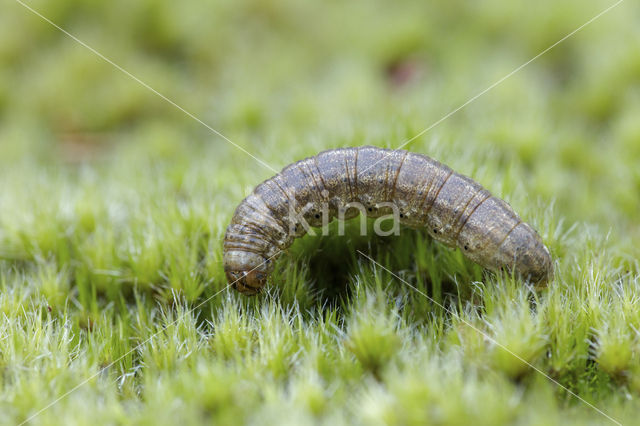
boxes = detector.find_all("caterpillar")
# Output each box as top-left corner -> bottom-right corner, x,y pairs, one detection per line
223,146 -> 553,295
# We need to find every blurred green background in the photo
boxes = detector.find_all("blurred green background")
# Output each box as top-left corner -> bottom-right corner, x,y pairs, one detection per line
2,0 -> 638,237
1,0 -> 640,424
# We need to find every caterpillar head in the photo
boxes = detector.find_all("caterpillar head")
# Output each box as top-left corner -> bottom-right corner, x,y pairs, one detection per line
223,251 -> 270,295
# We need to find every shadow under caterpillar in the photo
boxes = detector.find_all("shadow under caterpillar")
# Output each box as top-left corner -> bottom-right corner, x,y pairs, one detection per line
223,146 -> 553,294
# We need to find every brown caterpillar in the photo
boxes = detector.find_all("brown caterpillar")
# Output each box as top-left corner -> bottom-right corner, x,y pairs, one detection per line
223,146 -> 553,295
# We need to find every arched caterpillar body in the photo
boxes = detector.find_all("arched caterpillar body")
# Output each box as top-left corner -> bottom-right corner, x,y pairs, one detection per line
223,146 -> 553,294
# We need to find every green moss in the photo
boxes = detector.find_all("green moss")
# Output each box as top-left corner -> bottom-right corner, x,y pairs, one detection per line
1,0 -> 639,424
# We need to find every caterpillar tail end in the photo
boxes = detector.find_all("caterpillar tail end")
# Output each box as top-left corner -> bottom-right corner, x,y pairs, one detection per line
509,225 -> 555,288
528,243 -> 554,290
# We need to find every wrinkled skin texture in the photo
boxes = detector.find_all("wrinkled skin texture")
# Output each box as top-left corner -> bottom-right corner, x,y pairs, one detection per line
223,146 -> 553,295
